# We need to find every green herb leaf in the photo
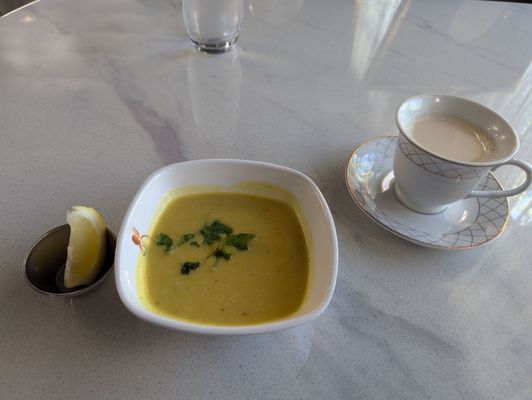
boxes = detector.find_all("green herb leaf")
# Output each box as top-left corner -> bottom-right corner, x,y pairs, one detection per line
210,220 -> 233,234
213,248 -> 232,260
176,233 -> 195,246
200,220 -> 233,244
183,233 -> 195,241
181,261 -> 200,275
225,233 -> 256,251
156,222 -> 253,270
155,233 -> 173,252
200,227 -> 220,245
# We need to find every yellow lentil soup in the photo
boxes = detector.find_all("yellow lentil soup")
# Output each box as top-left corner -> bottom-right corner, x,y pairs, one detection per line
137,192 -> 309,325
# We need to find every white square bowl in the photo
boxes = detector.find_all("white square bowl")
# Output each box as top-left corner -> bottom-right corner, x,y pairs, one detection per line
115,159 -> 338,335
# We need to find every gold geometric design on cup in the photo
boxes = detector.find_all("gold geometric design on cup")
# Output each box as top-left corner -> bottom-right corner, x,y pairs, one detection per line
398,135 -> 486,180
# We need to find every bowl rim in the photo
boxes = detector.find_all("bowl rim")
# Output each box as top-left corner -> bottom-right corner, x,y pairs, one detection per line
114,158 -> 338,335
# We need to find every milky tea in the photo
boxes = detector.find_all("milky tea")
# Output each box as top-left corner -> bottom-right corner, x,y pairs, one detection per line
408,115 -> 496,163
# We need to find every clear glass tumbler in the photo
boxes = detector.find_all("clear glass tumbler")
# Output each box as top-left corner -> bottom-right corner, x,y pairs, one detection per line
182,0 -> 244,53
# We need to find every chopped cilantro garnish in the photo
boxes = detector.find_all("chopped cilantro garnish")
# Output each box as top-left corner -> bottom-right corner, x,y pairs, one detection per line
200,227 -> 220,245
213,248 -> 232,260
181,261 -> 200,275
210,220 -> 233,234
183,233 -> 195,241
155,233 -> 173,252
152,221 -> 255,273
200,220 -> 233,244
176,233 -> 195,246
225,233 -> 256,251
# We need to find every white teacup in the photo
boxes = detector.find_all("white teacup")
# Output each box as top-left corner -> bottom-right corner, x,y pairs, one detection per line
393,94 -> 532,214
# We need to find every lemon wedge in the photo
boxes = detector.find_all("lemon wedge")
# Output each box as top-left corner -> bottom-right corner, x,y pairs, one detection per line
64,206 -> 106,288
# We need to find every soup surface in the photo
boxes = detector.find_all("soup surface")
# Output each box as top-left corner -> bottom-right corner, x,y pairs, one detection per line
137,192 -> 309,325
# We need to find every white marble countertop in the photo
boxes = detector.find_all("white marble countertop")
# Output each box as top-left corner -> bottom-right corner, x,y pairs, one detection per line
1,0 -> 531,398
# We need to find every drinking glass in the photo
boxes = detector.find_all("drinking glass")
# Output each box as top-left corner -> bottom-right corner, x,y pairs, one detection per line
182,0 -> 244,53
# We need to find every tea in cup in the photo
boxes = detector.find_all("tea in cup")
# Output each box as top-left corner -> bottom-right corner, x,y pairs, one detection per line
393,94 -> 532,214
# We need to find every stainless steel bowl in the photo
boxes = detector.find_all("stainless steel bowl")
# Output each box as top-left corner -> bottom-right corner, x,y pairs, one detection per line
23,224 -> 116,296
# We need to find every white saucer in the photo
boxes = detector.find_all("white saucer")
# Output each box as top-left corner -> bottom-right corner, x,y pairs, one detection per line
345,136 -> 509,250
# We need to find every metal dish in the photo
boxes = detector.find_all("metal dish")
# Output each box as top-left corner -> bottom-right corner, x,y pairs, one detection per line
23,224 -> 116,296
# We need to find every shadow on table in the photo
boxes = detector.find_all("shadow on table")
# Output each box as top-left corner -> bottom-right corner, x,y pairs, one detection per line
0,0 -> 38,18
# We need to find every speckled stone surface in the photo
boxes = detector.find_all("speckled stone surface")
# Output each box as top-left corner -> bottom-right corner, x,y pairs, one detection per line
1,0 -> 531,399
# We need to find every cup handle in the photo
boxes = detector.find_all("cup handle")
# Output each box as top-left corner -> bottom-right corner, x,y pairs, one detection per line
468,158 -> 532,198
